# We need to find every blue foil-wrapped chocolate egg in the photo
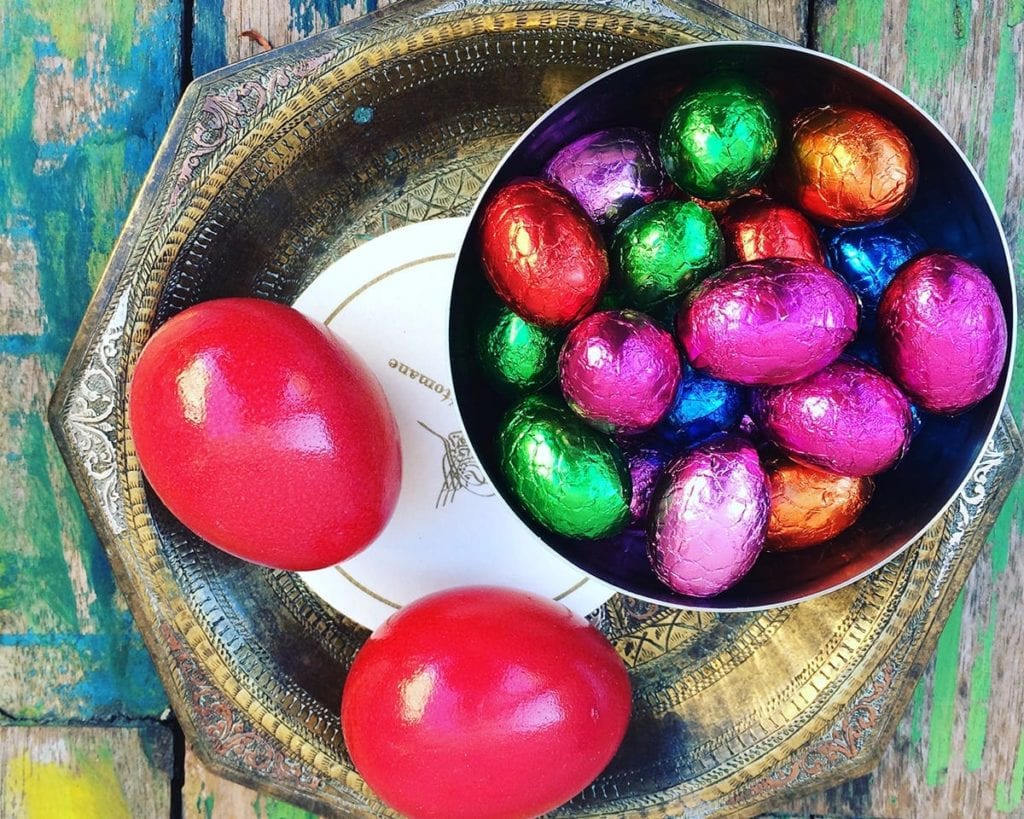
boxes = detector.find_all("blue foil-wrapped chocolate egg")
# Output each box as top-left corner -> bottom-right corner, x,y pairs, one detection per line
658,362 -> 746,446
824,222 -> 926,321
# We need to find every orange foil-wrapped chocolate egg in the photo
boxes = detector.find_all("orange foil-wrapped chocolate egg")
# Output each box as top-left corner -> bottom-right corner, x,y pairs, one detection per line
783,106 -> 918,227
765,459 -> 874,551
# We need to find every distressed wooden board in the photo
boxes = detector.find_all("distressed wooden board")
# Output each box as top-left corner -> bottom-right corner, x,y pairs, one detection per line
190,0 -> 396,77
773,0 -> 1024,815
184,747 -> 319,819
0,724 -> 175,818
718,0 -> 807,43
0,1 -> 178,720
4,0 -> 1020,815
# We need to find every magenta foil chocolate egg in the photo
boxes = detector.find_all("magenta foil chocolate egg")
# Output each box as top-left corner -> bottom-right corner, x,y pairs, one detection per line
560,310 -> 681,434
648,436 -> 769,598
752,358 -> 913,477
544,128 -> 671,227
677,258 -> 858,385
878,252 -> 1008,414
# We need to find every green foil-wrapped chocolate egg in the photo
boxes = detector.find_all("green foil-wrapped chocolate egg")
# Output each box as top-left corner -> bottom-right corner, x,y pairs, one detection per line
612,200 -> 723,307
477,303 -> 559,392
498,395 -> 631,539
660,76 -> 779,200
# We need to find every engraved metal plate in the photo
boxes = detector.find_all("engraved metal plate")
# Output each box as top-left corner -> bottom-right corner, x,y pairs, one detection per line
49,1 -> 1022,815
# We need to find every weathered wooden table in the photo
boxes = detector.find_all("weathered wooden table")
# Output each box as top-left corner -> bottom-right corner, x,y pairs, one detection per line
2,0 -> 1021,816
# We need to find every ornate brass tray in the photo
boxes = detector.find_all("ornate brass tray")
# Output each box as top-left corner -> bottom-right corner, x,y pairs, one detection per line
49,0 -> 1023,816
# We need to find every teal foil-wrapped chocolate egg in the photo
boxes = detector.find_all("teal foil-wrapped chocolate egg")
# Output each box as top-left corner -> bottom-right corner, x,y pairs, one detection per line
498,395 -> 631,539
660,76 -> 779,200
611,200 -> 723,308
477,302 -> 559,392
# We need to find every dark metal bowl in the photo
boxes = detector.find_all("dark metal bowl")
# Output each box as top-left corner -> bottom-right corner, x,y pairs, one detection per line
450,41 -> 1017,610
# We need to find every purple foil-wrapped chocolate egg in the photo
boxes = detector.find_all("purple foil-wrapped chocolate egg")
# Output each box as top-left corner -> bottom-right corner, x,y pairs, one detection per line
677,258 -> 858,385
545,128 -> 671,227
560,310 -> 682,435
752,358 -> 913,477
648,436 -> 769,598
878,252 -> 1008,414
619,440 -> 669,523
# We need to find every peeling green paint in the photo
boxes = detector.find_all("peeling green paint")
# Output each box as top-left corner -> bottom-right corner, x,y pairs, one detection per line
813,0 -> 886,55
996,726 -> 1024,812
0,414 -> 80,631
253,794 -> 319,819
965,597 -> 998,771
910,674 -> 926,748
925,590 -> 965,786
982,23 -> 1019,217
904,0 -> 972,94
0,0 -> 180,720
990,499 -> 1016,577
196,782 -> 215,819
1008,0 -> 1024,27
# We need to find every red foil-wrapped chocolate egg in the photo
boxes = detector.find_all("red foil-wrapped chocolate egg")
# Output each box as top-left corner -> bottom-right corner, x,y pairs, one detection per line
559,310 -> 681,435
648,436 -> 769,598
479,178 -> 608,327
677,258 -> 858,385
752,358 -> 913,477
765,459 -> 874,551
720,197 -> 823,264
878,252 -> 1008,414
783,105 -> 918,227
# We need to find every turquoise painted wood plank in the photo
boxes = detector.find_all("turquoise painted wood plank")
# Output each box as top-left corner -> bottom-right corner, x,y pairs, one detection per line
0,0 -> 183,721
190,0 -> 392,77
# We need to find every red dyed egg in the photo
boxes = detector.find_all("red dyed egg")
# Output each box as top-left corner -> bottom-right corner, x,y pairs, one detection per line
341,586 -> 632,819
480,178 -> 609,327
128,297 -> 402,571
720,197 -> 823,263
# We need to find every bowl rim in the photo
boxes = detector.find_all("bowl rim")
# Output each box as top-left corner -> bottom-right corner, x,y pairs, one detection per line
449,39 -> 1018,612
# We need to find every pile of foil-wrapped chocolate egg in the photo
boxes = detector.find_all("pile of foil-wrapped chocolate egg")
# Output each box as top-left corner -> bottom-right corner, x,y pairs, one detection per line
475,75 -> 1009,598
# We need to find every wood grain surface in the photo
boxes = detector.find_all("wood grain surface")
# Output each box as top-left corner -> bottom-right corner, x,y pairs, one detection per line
2,0 -> 1021,816
0,724 -> 175,818
787,1 -> 1024,814
0,0 -> 176,722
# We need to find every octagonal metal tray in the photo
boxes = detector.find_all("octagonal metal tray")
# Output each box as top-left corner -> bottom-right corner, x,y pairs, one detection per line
49,0 -> 1022,815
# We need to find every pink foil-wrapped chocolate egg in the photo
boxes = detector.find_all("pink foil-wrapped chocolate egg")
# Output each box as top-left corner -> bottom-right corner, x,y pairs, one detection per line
878,252 -> 1008,414
752,358 -> 913,477
648,436 -> 769,597
677,258 -> 858,385
560,310 -> 682,435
